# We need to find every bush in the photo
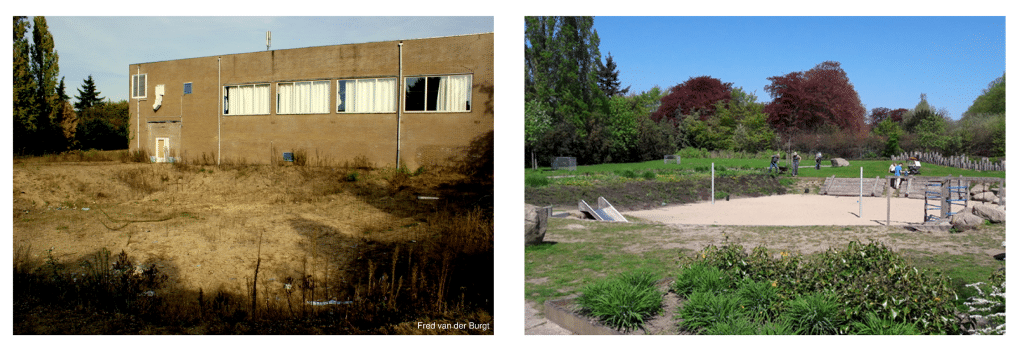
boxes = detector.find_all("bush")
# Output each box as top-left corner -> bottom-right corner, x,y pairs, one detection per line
703,316 -> 760,335
577,270 -> 663,332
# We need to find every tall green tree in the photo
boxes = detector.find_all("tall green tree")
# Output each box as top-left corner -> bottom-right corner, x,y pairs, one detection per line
13,16 -> 37,154
525,16 -> 602,134
74,74 -> 104,111
525,16 -> 604,164
30,16 -> 62,153
596,52 -> 629,97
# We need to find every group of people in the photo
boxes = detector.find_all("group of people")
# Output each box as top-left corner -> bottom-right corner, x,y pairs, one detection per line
889,157 -> 920,189
769,151 -> 823,176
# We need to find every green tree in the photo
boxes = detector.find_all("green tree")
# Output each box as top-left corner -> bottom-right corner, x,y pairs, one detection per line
596,52 -> 629,97
525,16 -> 605,164
965,73 -> 1005,116
525,16 -> 602,135
873,118 -> 904,157
31,16 -> 62,153
525,99 -> 552,169
77,100 -> 130,150
74,74 -> 104,111
13,16 -> 37,155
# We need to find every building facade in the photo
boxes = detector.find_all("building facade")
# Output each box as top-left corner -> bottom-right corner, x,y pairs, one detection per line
128,33 -> 493,169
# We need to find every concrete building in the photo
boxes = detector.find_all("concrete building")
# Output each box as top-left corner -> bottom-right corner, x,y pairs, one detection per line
128,32 -> 493,169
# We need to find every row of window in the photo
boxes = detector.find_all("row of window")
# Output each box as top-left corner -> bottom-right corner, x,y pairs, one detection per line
132,74 -> 472,115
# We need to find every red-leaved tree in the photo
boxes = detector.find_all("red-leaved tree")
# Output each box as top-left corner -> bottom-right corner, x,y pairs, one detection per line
764,61 -> 866,134
867,107 -> 909,130
650,76 -> 733,124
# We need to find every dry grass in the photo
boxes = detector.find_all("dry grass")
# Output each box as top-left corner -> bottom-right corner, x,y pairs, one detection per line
13,148 -> 493,334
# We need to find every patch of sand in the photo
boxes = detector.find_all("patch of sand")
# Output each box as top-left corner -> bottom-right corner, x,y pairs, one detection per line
624,194 -> 925,226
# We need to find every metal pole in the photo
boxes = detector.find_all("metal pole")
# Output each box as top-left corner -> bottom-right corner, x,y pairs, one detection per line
712,162 -> 715,205
859,167 -> 863,218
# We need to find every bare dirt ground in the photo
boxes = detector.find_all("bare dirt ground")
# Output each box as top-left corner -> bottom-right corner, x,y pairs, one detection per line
12,159 -> 467,301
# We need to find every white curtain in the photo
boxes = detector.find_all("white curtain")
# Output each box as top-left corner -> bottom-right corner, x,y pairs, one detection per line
226,84 -> 269,115
437,75 -> 471,112
277,83 -> 293,114
343,78 -> 395,113
311,81 -> 329,113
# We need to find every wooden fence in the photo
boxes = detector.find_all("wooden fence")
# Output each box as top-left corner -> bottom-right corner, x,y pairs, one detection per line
891,151 -> 1005,172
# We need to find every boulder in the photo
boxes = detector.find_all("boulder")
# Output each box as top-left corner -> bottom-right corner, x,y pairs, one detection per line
972,204 -> 1005,223
525,204 -> 549,246
830,158 -> 849,167
951,209 -> 985,231
972,191 -> 997,203
970,183 -> 987,196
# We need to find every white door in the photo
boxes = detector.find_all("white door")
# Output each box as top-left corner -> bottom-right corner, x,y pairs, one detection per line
155,138 -> 169,163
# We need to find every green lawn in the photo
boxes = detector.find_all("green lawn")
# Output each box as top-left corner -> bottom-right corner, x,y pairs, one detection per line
527,158 -> 1004,180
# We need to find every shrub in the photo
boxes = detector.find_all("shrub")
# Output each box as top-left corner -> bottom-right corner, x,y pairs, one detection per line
672,264 -> 730,296
675,290 -> 744,333
785,292 -> 844,335
758,317 -> 797,335
641,170 -> 656,180
577,270 -> 663,332
615,169 -> 637,179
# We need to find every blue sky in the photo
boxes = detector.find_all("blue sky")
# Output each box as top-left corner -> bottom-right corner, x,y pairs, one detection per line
594,16 -> 1005,119
42,16 -> 493,103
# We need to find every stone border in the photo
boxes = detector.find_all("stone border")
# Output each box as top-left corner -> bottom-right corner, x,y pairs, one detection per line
543,297 -> 624,335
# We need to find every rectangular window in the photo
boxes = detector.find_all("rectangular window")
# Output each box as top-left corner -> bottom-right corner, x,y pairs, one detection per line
338,78 -> 396,113
277,80 -> 330,114
404,74 -> 471,112
183,82 -> 192,95
223,84 -> 270,115
132,74 -> 147,98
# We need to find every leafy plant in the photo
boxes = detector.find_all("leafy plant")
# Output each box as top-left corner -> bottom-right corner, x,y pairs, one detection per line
525,173 -> 550,188
702,316 -> 760,335
849,313 -> 920,335
675,290 -> 744,333
785,292 -> 844,335
672,264 -> 730,296
736,278 -> 781,322
576,270 -> 663,332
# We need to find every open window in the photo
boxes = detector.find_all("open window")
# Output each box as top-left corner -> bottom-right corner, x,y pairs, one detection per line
404,74 -> 472,112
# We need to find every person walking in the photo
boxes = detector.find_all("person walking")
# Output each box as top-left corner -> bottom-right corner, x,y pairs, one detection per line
792,152 -> 801,176
889,162 -> 897,188
815,152 -> 822,170
770,153 -> 780,174
894,162 -> 904,191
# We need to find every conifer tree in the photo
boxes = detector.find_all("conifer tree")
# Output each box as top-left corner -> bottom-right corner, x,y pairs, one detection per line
596,52 -> 629,97
75,74 -> 104,111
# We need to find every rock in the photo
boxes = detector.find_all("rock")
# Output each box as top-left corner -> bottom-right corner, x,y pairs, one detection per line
830,158 -> 849,167
970,183 -> 988,196
972,204 -> 1005,223
972,191 -> 997,203
951,209 -> 984,231
525,204 -> 549,246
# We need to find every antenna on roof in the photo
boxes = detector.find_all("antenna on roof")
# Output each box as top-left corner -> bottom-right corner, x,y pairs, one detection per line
266,31 -> 271,51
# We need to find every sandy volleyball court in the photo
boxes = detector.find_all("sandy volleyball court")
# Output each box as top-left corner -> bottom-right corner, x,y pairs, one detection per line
624,194 -> 927,226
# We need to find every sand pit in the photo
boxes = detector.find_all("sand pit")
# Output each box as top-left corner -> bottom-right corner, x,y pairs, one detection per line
624,194 -> 927,226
